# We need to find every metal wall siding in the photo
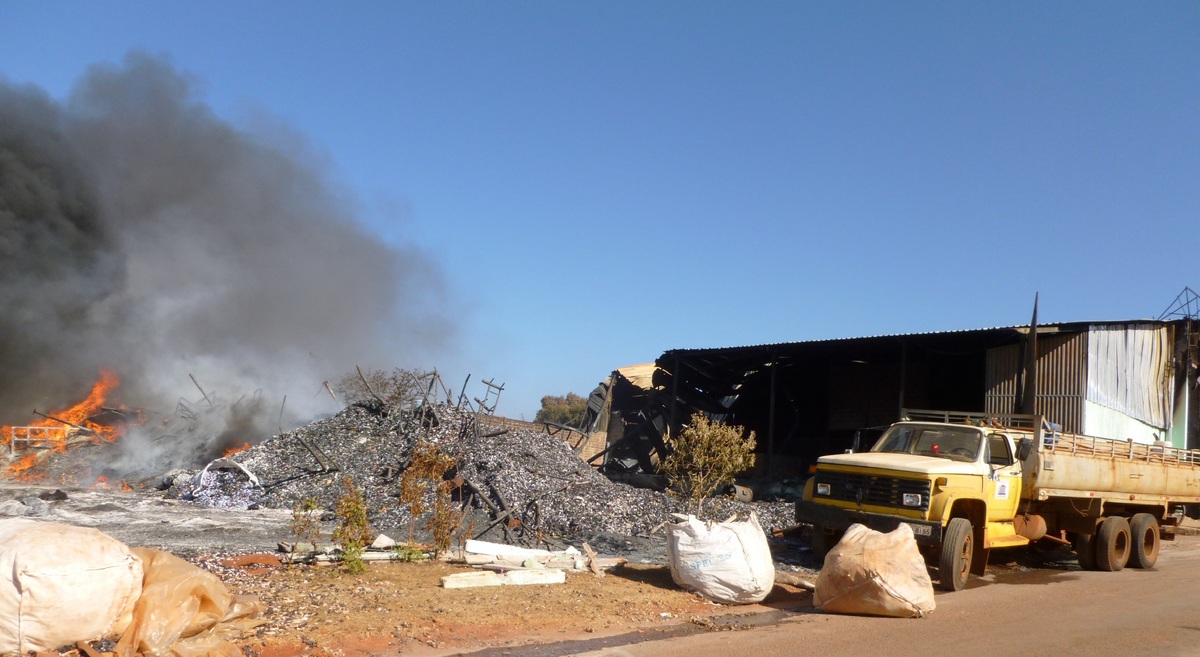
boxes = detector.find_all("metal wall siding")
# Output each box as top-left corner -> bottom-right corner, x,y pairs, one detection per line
1086,324 -> 1174,429
985,333 -> 1088,432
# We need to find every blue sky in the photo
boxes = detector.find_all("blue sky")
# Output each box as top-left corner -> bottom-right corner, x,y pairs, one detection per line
2,2 -> 1196,419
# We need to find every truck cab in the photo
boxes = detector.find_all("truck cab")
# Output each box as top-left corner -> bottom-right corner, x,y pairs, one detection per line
799,409 -> 1199,591
797,410 -> 1031,591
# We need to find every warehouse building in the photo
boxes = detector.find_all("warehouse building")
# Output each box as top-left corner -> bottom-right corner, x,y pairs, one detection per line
589,293 -> 1200,479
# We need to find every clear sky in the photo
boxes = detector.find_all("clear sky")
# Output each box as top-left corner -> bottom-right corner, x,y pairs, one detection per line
2,2 -> 1196,420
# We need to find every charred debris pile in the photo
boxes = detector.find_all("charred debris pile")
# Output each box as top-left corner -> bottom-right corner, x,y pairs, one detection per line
169,402 -> 795,545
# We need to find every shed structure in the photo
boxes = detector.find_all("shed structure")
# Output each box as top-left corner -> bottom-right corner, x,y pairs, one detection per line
594,319 -> 1199,478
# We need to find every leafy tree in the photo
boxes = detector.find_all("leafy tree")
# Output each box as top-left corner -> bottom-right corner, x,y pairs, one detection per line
534,392 -> 589,427
659,412 -> 756,517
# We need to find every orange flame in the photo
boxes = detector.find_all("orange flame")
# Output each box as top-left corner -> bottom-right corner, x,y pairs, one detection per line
8,454 -> 44,482
3,370 -> 135,479
224,441 -> 252,457
52,370 -> 124,443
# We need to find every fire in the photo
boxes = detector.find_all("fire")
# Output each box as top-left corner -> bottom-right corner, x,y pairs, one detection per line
224,441 -> 251,457
7,454 -> 43,482
48,370 -> 125,442
95,475 -> 110,489
3,370 -> 137,479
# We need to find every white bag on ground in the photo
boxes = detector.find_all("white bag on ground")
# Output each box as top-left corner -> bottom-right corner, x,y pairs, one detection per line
0,519 -> 144,655
666,512 -> 775,604
813,523 -> 935,618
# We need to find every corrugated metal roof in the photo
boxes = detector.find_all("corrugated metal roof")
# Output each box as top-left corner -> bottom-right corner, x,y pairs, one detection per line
661,319 -> 1171,356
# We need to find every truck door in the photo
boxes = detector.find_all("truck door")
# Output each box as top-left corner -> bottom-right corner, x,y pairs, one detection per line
985,433 -> 1022,521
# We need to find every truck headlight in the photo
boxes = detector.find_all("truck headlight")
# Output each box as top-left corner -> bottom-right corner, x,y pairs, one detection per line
816,483 -> 831,496
902,493 -> 922,507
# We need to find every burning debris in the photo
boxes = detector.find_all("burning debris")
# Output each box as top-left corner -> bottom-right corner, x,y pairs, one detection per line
170,402 -> 796,546
1,371 -> 271,488
2,371 -> 141,482
4,369 -> 794,553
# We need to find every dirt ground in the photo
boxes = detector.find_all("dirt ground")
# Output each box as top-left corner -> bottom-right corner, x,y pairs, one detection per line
206,520 -> 1200,657
201,555 -> 812,657
0,484 -> 813,657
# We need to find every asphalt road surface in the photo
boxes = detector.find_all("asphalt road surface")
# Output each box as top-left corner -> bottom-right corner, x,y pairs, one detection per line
568,536 -> 1200,657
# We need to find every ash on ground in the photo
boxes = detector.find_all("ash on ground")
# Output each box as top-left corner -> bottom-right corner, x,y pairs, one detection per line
166,402 -> 803,562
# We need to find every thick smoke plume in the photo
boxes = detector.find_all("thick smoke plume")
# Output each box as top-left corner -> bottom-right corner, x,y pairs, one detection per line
0,53 -> 453,472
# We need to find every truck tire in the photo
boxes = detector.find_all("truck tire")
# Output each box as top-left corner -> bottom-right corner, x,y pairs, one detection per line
810,526 -> 840,561
1072,532 -> 1098,571
1095,516 -> 1131,572
938,517 -> 973,592
1128,513 -> 1160,569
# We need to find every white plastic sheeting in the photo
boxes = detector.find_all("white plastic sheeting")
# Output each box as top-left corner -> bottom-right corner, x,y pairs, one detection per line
1086,324 -> 1173,430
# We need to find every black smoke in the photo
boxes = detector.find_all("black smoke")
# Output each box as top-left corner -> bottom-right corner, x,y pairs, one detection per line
0,53 -> 452,468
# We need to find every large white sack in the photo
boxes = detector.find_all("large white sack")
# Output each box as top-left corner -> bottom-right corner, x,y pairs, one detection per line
666,513 -> 775,604
0,519 -> 144,655
813,523 -> 935,618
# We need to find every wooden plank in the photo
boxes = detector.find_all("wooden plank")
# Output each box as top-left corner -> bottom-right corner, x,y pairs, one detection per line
581,542 -> 604,577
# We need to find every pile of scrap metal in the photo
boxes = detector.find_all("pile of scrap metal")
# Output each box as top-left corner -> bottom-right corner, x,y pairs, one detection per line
175,397 -> 797,547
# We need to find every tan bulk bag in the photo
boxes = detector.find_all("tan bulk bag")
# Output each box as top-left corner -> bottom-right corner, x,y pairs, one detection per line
115,548 -> 264,657
0,519 -> 144,655
813,523 -> 936,618
666,513 -> 776,604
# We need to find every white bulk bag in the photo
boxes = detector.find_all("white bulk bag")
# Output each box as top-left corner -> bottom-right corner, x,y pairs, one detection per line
813,523 -> 936,618
666,513 -> 775,604
0,519 -> 144,655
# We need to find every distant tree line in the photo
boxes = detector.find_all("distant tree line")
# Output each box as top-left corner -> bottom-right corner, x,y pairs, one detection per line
534,392 -> 588,427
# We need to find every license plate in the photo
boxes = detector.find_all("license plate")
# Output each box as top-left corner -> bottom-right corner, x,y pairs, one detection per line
907,523 -> 932,536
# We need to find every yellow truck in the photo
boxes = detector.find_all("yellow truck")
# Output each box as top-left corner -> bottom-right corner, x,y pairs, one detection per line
795,409 -> 1200,591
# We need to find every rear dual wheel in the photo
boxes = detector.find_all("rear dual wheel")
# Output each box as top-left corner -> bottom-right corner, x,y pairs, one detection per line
1095,516 -> 1131,572
1128,513 -> 1160,569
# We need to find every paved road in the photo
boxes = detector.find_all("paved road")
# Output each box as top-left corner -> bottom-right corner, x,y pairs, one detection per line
568,537 -> 1200,657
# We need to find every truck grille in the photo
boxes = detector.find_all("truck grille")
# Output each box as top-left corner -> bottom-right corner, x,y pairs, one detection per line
814,471 -> 931,511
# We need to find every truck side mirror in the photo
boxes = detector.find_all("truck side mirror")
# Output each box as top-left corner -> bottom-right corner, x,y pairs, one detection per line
1017,438 -> 1033,461
851,430 -> 861,454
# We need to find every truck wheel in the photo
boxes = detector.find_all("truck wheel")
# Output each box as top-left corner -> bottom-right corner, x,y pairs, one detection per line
938,518 -> 973,592
1072,532 -> 1098,571
1128,514 -> 1160,569
1095,516 -> 1131,572
810,526 -> 840,561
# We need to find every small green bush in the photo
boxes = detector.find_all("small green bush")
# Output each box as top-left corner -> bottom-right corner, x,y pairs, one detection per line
427,479 -> 463,558
398,442 -> 456,545
332,477 -> 372,574
659,412 -> 756,517
288,497 -> 323,562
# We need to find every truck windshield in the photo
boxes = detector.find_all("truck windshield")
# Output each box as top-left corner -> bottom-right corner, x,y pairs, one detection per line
872,426 -> 982,463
